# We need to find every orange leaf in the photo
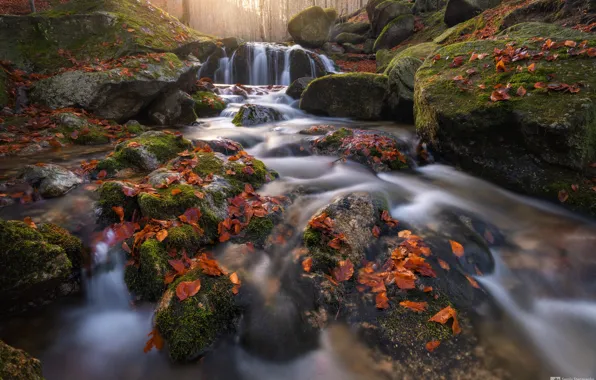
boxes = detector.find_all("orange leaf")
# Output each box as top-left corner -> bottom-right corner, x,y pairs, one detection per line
527,63 -> 536,73
23,216 -> 37,229
171,188 -> 182,196
197,253 -> 224,276
398,230 -> 412,238
558,190 -> 569,203
328,237 -> 342,250
399,300 -> 428,312
438,259 -> 450,270
302,257 -> 313,273
425,340 -> 441,352
429,306 -> 461,335
423,286 -> 433,293
168,259 -> 186,274
517,86 -> 527,97
112,206 -> 124,222
375,291 -> 390,309
144,328 -> 164,353
372,225 -> 381,238
176,279 -> 201,301
156,229 -> 168,242
534,82 -> 546,89
229,272 -> 240,285
496,59 -> 506,72
564,40 -> 577,48
466,275 -> 480,289
97,170 -> 108,180
332,259 -> 354,282
449,240 -> 464,257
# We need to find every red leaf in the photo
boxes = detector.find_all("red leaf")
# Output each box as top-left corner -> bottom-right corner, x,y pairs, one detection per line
372,225 -> 381,238
516,86 -> 527,97
558,190 -> 569,203
449,56 -> 464,67
425,340 -> 441,352
571,184 -> 579,192
144,328 -> 164,353
112,206 -> 124,222
399,300 -> 428,312
176,279 -> 201,301
429,306 -> 461,335
302,257 -> 313,273
332,259 -> 354,282
534,82 -> 547,89
169,259 -> 186,274
375,291 -> 390,309
97,170 -> 108,180
23,216 -> 37,229
328,237 -> 342,250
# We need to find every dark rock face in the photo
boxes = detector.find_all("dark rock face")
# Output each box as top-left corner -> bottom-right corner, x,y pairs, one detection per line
373,14 -> 415,51
336,32 -> 368,45
412,0 -> 448,14
386,56 -> 424,121
286,77 -> 315,100
148,90 -> 197,125
0,340 -> 44,380
444,0 -> 501,26
371,0 -> 413,36
288,6 -> 333,48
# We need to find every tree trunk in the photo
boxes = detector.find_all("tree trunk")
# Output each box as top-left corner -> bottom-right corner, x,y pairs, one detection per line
181,0 -> 191,26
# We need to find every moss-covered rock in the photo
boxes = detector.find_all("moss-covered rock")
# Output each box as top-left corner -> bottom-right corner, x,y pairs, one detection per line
286,77 -> 315,99
138,184 -> 206,220
38,223 -> 84,268
155,270 -> 240,362
0,340 -> 44,380
17,163 -> 83,198
232,104 -> 284,127
288,6 -> 333,48
96,131 -> 193,174
96,181 -> 140,225
148,90 -> 198,126
53,112 -> 111,145
330,22 -> 371,41
324,7 -> 339,22
444,0 -> 501,27
30,54 -> 200,121
415,33 -> 596,214
386,56 -> 424,120
0,0 -> 212,73
371,0 -> 413,36
0,66 -> 9,109
192,91 -> 226,117
373,14 -> 415,51
336,32 -> 367,45
384,42 -> 438,74
124,239 -> 169,302
0,220 -> 72,306
300,73 -> 390,120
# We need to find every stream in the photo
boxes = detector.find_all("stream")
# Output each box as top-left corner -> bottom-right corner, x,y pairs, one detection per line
1,85 -> 596,380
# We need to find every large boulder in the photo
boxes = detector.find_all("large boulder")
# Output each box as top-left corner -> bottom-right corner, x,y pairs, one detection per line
336,32 -> 367,45
0,0 -> 212,73
373,14 -> 415,51
30,53 -> 199,121
414,30 -> 596,215
386,56 -> 424,120
286,77 -> 315,100
289,49 -> 325,82
232,104 -> 284,127
288,6 -> 333,48
148,90 -> 198,126
0,220 -> 72,309
444,0 -> 501,27
413,0 -> 448,14
17,164 -> 82,198
371,0 -> 413,36
192,91 -> 226,118
0,341 -> 44,380
330,22 -> 371,41
300,73 -> 390,120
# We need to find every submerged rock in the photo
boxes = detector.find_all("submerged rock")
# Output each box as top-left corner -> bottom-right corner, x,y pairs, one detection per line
0,340 -> 44,380
30,54 -> 199,121
232,104 -> 284,127
286,77 -> 314,100
288,6 -> 333,48
300,73 -> 390,120
148,90 -> 197,126
373,14 -> 415,51
444,0 -> 501,26
18,164 -> 82,198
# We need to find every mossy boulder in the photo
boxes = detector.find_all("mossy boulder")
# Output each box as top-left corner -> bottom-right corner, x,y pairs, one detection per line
124,239 -> 169,302
386,56 -> 424,120
155,269 -> 240,362
330,22 -> 371,41
232,104 -> 284,127
336,32 -> 367,45
415,34 -> 596,214
96,181 -> 140,225
300,73 -> 390,120
324,7 -> 339,22
444,0 -> 501,27
30,54 -> 200,121
384,42 -> 438,73
286,77 -> 314,100
371,0 -> 413,36
312,128 -> 412,171
17,163 -> 82,198
52,112 -> 111,145
289,48 -> 326,81
0,220 -> 72,307
148,90 -> 198,126
96,131 -> 193,174
373,14 -> 415,51
0,341 -> 44,380
192,91 -> 226,117
0,0 -> 212,73
413,0 -> 448,14
0,67 -> 9,109
288,6 -> 333,48
38,223 -> 84,269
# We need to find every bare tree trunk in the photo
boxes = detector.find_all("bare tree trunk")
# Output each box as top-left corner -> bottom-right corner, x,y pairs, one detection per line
29,0 -> 36,13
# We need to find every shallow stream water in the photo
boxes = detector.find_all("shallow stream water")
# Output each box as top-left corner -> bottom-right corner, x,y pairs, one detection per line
1,86 -> 595,380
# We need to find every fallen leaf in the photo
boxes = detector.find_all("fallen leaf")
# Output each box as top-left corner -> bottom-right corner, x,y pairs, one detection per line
156,229 -> 168,242
564,40 -> 577,48
429,305 -> 461,335
449,240 -> 464,257
496,59 -> 507,72
332,259 -> 354,282
302,257 -> 313,273
176,279 -> 201,301
375,291 -> 390,309
466,275 -> 480,289
571,184 -> 579,192
23,216 -> 37,229
372,225 -> 381,238
527,62 -> 536,72
398,230 -> 412,238
144,328 -> 164,353
171,188 -> 182,196
534,82 -> 547,89
558,190 -> 569,203
97,170 -> 108,180
517,86 -> 527,97
425,340 -> 441,352
423,286 -> 433,293
438,259 -> 450,270
229,272 -> 240,285
112,206 -> 125,222
399,300 -> 428,312
328,237 -> 342,250
168,259 -> 186,274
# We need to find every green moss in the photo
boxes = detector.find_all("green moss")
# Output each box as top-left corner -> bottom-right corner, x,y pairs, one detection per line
243,217 -> 274,246
303,226 -> 345,271
374,14 -> 415,51
97,181 -> 139,225
317,127 -> 353,150
0,67 -> 9,108
167,225 -> 203,252
124,121 -> 145,135
137,184 -> 203,220
192,92 -> 226,117
545,181 -> 596,216
226,157 -> 272,192
384,42 -> 438,74
155,270 -> 239,362
192,152 -> 225,177
124,239 -> 169,301
0,340 -> 44,380
38,223 -> 84,268
95,157 -> 125,176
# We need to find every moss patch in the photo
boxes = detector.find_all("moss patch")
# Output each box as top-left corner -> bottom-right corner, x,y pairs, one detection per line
97,181 -> 140,225
124,239 -> 169,302
137,184 -> 203,220
38,223 -> 84,268
0,341 -> 44,380
192,92 -> 226,117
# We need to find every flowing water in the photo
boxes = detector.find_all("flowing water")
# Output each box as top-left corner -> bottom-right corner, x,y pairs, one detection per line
1,85 -> 596,380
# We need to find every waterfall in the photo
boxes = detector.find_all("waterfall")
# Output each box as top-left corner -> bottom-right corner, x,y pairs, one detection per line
210,42 -> 338,86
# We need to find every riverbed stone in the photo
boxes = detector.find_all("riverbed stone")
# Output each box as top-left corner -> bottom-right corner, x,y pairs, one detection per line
373,14 -> 415,51
414,33 -> 596,214
300,73 -> 390,120
413,0 -> 448,14
336,32 -> 367,45
288,6 -> 333,48
287,77 -> 315,100
0,340 -> 44,380
232,104 -> 284,127
18,164 -> 82,198
148,90 -> 198,126
371,0 -> 413,36
30,54 -> 200,121
444,0 -> 501,26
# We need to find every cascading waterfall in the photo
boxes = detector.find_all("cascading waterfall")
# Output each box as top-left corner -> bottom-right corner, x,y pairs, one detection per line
319,55 -> 337,73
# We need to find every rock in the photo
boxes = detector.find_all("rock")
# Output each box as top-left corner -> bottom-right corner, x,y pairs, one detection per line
371,0 -> 413,36
0,220 -> 72,309
386,56 -> 424,120
155,269 -> 240,362
330,22 -> 371,41
336,32 -> 367,45
343,43 -> 366,54
304,192 -> 383,270
300,73 -> 390,120
366,0 -> 386,21
232,104 -> 284,127
192,138 -> 244,156
363,39 -> 376,54
52,112 -> 111,145
497,22 -> 592,40
312,128 -> 412,172
376,49 -> 395,72
0,68 -> 8,109
322,42 -> 345,55
413,0 -> 448,14
289,49 -> 325,82
414,34 -> 596,215
386,42 -> 438,69
0,340 -> 44,380
444,0 -> 501,27
0,0 -> 212,73
288,6 -> 333,48
18,164 -> 82,198
299,125 -> 338,135
221,37 -> 244,52
373,14 -> 415,51
324,7 -> 339,22
148,90 -> 197,126
38,223 -> 85,269
286,77 -> 315,100
173,40 -> 218,62
30,54 -> 199,121
192,91 -> 226,117
96,131 -> 193,174
197,48 -> 226,80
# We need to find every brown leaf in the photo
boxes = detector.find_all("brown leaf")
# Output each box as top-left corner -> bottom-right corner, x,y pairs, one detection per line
97,170 -> 108,180
425,340 -> 441,352
169,259 -> 186,274
156,229 -> 168,242
375,291 -> 390,309
144,328 -> 164,353
558,190 -> 569,203
571,184 -> 579,192
176,279 -> 201,301
372,225 -> 381,238
449,240 -> 464,257
516,86 -> 527,97
23,216 -> 37,229
332,259 -> 354,282
534,82 -> 547,89
112,206 -> 124,222
429,305 -> 461,335
302,257 -> 313,273
399,300 -> 428,312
